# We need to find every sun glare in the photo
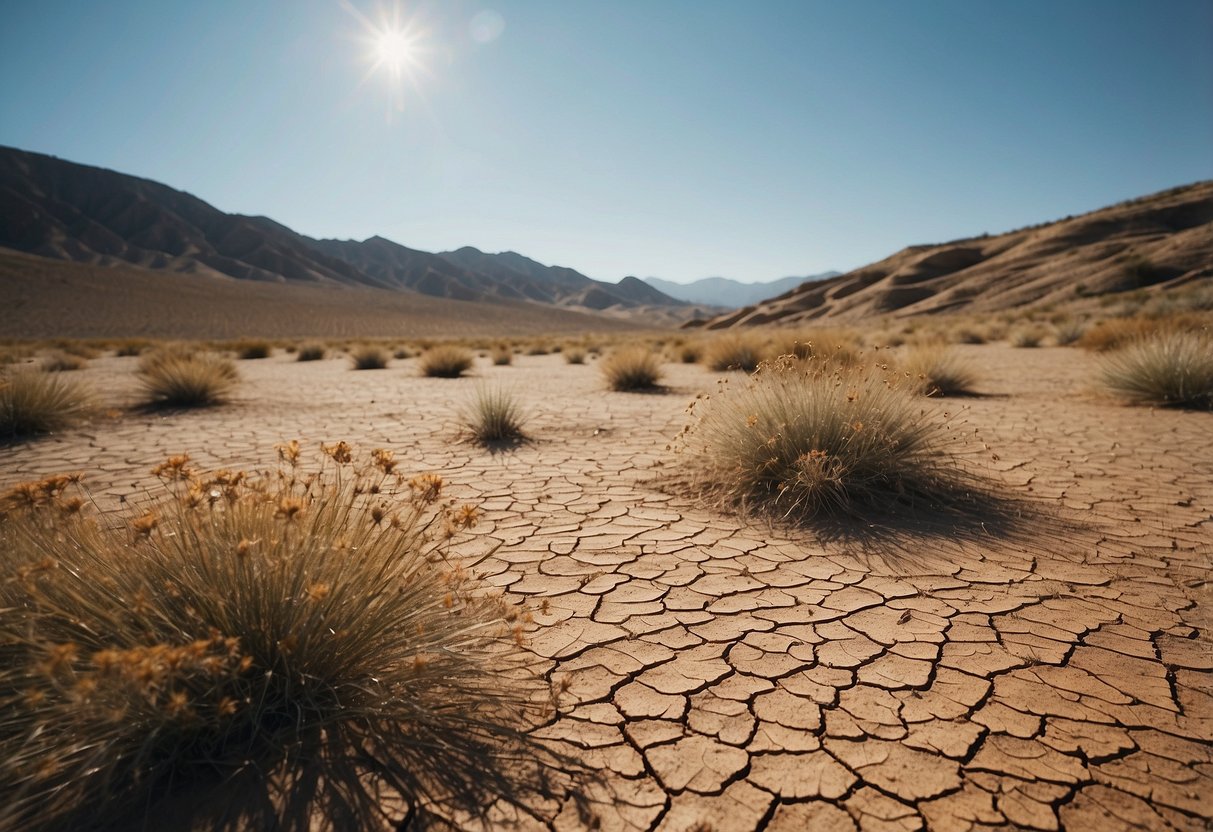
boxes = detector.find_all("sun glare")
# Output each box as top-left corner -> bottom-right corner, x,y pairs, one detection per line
373,28 -> 415,75
342,0 -> 430,118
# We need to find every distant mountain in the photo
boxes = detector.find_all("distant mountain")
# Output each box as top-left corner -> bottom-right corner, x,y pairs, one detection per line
0,145 -> 687,315
643,273 -> 840,307
697,181 -> 1213,328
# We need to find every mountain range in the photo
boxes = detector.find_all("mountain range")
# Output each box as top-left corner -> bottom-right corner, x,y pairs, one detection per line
643,273 -> 841,308
0,145 -> 700,320
699,181 -> 1213,328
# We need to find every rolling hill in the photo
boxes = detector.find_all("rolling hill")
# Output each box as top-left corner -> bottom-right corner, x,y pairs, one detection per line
0,145 -> 689,319
697,181 -> 1213,328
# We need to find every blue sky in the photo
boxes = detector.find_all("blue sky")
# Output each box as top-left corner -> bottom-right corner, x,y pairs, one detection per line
2,1 -> 1211,283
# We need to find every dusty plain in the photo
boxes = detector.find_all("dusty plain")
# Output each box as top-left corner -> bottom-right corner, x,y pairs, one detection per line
1,343 -> 1210,831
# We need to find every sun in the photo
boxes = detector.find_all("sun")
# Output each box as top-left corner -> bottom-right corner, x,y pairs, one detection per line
373,28 -> 415,75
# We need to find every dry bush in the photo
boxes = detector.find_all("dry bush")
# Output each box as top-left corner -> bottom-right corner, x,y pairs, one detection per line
677,342 -> 702,364
679,356 -> 976,521
563,347 -> 587,365
0,449 -> 577,831
900,342 -> 978,396
420,346 -> 474,378
1098,331 -> 1213,409
138,349 -> 238,408
954,326 -> 987,345
296,344 -> 326,362
392,346 -> 413,360
525,342 -> 550,356
490,345 -> 513,366
1052,319 -> 1085,346
41,351 -> 87,372
1078,313 -> 1209,352
115,339 -> 153,357
349,346 -> 389,370
460,385 -> 528,444
1010,328 -> 1045,348
601,346 -> 663,391
50,341 -> 99,359
0,368 -> 93,439
705,333 -> 765,372
233,340 -> 272,360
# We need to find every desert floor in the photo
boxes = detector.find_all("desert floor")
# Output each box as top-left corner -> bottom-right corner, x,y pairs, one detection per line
2,343 -> 1210,832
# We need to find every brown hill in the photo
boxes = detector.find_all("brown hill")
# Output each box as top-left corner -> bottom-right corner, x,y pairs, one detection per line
699,181 -> 1213,328
0,248 -> 647,340
0,145 -> 688,318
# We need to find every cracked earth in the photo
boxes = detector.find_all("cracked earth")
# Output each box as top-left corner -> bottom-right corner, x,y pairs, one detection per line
1,344 -> 1210,831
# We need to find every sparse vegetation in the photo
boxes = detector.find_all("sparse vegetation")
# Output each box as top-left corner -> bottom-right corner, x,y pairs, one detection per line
677,342 -> 702,364
234,340 -> 272,360
1052,319 -> 1085,346
900,342 -> 978,396
1011,328 -> 1045,348
420,345 -> 474,378
460,385 -> 528,444
0,449 -> 574,831
602,346 -> 663,391
350,346 -> 389,370
0,368 -> 93,438
138,349 -> 238,408
40,351 -> 87,372
491,345 -> 513,366
680,356 -> 975,521
1098,331 -> 1213,409
1078,313 -> 1209,352
296,343 -> 326,361
563,347 -> 587,365
705,333 -> 764,372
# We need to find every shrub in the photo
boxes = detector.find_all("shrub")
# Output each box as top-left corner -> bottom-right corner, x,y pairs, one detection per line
234,340 -> 272,360
138,349 -> 238,408
393,347 -> 413,360
601,346 -> 662,391
679,356 -> 975,521
525,342 -> 550,356
460,385 -> 528,444
41,351 -> 87,372
900,342 -> 978,396
1098,331 -> 1213,409
1078,313 -> 1208,352
705,333 -> 765,372
115,339 -> 152,357
296,344 -> 326,362
0,368 -> 93,438
420,346 -> 474,378
0,450 -> 574,831
491,346 -> 513,366
678,342 -> 702,364
1010,328 -> 1044,348
350,346 -> 389,370
1052,319 -> 1085,346
955,327 -> 987,345
563,347 -> 587,365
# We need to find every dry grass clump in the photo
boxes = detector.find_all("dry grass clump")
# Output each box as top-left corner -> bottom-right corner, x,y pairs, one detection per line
677,342 -> 702,364
40,351 -> 87,372
1078,313 -> 1209,352
460,385 -> 528,444
0,449 -> 575,831
954,326 -> 987,345
114,339 -> 152,357
1010,328 -> 1045,348
349,346 -> 389,370
679,356 -> 976,521
138,349 -> 238,408
392,346 -> 413,360
420,345 -> 474,378
490,345 -> 513,366
1052,319 -> 1085,346
296,344 -> 326,362
899,342 -> 978,396
233,340 -> 272,360
563,347 -> 587,365
705,333 -> 765,372
601,346 -> 663,391
1098,331 -> 1213,409
0,368 -> 93,439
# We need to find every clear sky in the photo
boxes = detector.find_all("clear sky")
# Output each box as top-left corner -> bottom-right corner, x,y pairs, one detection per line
2,1 -> 1211,284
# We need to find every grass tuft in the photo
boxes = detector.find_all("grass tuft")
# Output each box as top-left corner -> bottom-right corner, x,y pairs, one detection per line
460,385 -> 528,444
296,344 -> 326,362
138,349 -> 238,408
233,340 -> 272,360
0,368 -> 93,439
0,450 -> 576,830
563,347 -> 587,365
490,346 -> 513,366
680,356 -> 977,522
40,351 -> 87,372
420,346 -> 474,378
601,347 -> 663,391
900,342 -> 978,396
1098,330 -> 1213,409
1010,328 -> 1045,348
705,333 -> 765,372
349,346 -> 389,370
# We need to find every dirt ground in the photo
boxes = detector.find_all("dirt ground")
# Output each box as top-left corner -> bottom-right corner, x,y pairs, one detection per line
2,344 -> 1210,832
